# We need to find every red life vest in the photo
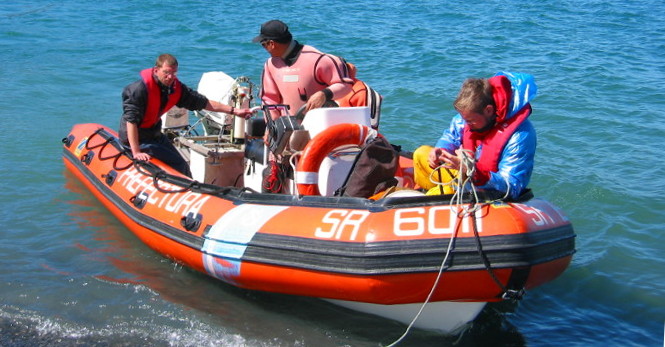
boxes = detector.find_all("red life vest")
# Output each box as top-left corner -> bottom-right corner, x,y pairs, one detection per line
139,68 -> 182,128
462,75 -> 531,185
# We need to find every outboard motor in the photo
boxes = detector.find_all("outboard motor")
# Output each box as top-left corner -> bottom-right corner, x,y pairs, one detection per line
194,72 -> 255,141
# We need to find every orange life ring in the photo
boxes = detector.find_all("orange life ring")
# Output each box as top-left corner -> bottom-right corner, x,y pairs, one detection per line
296,123 -> 377,196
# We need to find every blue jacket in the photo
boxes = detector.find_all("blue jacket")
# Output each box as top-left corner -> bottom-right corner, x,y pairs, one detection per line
434,72 -> 537,200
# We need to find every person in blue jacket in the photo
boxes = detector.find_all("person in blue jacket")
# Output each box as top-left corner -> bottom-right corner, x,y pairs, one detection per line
413,72 -> 537,200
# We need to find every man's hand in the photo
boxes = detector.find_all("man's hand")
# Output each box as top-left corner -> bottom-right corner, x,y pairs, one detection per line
440,150 -> 462,170
428,147 -> 443,169
428,147 -> 461,170
233,107 -> 255,119
133,152 -> 151,161
305,90 -> 327,113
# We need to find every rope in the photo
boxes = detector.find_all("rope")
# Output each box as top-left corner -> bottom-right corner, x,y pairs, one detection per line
83,128 -> 134,170
384,202 -> 465,346
427,165 -> 456,193
386,151 -> 474,346
453,150 -> 519,299
83,128 -> 110,150
385,149 -> 517,346
262,159 -> 286,193
426,148 -> 478,200
85,128 -> 244,199
112,148 -> 134,171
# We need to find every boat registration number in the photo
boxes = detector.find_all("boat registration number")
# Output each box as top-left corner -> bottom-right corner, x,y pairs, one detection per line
314,207 -> 483,241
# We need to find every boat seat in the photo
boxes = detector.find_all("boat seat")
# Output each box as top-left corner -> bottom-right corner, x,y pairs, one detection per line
300,106 -> 371,139
298,107 -> 372,196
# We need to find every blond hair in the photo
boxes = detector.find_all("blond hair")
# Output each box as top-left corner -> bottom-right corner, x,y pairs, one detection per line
453,78 -> 494,114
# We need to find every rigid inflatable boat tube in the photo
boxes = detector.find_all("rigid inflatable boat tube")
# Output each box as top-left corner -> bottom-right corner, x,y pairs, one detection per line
295,123 -> 377,196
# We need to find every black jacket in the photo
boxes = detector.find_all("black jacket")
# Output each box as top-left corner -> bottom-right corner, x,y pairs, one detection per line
119,77 -> 208,143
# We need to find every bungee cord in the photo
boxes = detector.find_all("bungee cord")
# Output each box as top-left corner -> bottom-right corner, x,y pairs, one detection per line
81,128 -> 236,196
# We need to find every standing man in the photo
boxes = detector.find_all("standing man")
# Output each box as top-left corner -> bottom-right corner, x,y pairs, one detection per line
253,20 -> 353,120
120,54 -> 252,176
413,72 -> 538,200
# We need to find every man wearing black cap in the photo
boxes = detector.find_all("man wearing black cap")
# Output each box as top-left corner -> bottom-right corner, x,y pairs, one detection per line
253,20 -> 353,120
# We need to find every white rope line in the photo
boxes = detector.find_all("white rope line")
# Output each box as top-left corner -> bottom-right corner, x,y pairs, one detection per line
430,148 -> 511,206
427,164 -> 456,193
384,209 -> 461,347
385,148 -> 516,346
385,150 -> 476,346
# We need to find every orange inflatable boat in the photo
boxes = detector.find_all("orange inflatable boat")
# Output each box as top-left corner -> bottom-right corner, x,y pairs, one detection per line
61,72 -> 575,334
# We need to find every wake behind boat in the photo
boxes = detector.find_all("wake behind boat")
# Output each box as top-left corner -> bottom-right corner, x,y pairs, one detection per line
61,71 -> 575,335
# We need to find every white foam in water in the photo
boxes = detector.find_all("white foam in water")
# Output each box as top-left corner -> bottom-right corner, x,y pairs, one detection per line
0,304 -> 253,346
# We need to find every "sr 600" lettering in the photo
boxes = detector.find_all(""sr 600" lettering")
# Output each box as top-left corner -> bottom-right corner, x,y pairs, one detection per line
314,206 -> 482,241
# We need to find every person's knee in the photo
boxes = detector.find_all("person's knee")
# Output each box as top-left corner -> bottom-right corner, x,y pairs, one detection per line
413,145 -> 433,161
414,145 -> 434,173
413,145 -> 435,189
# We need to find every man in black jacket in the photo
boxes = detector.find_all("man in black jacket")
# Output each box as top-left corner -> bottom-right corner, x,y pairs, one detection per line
120,54 -> 252,176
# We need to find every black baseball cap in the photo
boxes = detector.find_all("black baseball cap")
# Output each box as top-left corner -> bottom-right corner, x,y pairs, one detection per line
252,20 -> 293,43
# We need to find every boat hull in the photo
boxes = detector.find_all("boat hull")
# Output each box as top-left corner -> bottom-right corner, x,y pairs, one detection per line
62,123 -> 576,332
326,299 -> 487,333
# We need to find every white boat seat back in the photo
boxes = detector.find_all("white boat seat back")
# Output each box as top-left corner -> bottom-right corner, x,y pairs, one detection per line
301,106 -> 371,139
299,107 -> 371,196
318,149 -> 358,196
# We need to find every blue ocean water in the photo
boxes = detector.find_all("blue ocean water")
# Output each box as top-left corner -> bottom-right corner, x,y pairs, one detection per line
1,1 -> 664,346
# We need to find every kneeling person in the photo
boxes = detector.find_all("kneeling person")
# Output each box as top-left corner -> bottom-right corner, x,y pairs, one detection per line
119,53 -> 252,176
414,72 -> 537,200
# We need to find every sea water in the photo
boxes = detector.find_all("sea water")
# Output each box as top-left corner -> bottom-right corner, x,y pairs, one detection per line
1,1 -> 663,346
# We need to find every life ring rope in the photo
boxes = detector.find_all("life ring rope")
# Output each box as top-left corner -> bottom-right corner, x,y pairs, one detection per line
295,123 -> 378,196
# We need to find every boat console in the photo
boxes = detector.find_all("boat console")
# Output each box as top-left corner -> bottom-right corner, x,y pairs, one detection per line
167,71 -> 374,196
